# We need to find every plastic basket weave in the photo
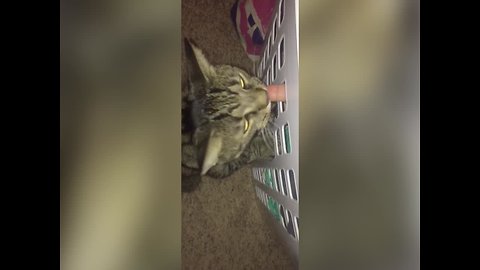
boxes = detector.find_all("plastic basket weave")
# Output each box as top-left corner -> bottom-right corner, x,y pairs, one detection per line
251,0 -> 299,265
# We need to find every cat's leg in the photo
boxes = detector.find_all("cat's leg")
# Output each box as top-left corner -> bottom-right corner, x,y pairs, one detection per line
206,159 -> 245,179
182,144 -> 200,169
181,143 -> 203,192
182,166 -> 201,193
243,132 -> 275,162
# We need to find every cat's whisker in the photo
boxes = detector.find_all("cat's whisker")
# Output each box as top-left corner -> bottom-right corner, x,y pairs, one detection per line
183,39 -> 276,183
266,119 -> 281,130
259,127 -> 275,154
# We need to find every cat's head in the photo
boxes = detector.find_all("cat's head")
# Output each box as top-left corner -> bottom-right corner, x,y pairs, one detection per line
184,39 -> 271,175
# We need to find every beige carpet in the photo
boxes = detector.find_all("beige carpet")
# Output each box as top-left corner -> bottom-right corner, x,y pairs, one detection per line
182,0 -> 295,269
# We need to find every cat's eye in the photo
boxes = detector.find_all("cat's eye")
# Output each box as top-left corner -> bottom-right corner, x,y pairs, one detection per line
243,119 -> 250,133
239,73 -> 249,89
239,76 -> 245,88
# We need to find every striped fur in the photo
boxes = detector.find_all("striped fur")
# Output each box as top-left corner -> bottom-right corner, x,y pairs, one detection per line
182,39 -> 275,192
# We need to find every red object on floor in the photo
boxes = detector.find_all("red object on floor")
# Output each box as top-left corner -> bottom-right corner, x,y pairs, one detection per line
231,0 -> 277,61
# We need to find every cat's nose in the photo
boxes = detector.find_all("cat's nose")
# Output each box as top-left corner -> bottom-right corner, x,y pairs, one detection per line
257,86 -> 268,92
256,86 -> 268,101
250,87 -> 269,108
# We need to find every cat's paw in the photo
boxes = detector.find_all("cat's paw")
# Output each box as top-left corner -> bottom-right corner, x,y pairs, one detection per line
182,174 -> 201,193
182,144 -> 200,169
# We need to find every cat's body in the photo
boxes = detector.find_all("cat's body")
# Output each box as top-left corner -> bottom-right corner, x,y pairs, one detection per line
182,39 -> 275,192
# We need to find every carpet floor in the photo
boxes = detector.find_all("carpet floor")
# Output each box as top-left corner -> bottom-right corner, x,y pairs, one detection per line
181,0 -> 295,269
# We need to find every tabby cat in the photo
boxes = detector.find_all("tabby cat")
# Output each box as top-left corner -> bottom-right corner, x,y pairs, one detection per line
182,39 -> 275,192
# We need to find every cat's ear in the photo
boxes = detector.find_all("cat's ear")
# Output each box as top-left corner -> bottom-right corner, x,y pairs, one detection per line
184,38 -> 216,90
201,131 -> 223,175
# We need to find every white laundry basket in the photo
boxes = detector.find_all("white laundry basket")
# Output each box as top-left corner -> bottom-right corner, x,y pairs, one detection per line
251,0 -> 299,264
